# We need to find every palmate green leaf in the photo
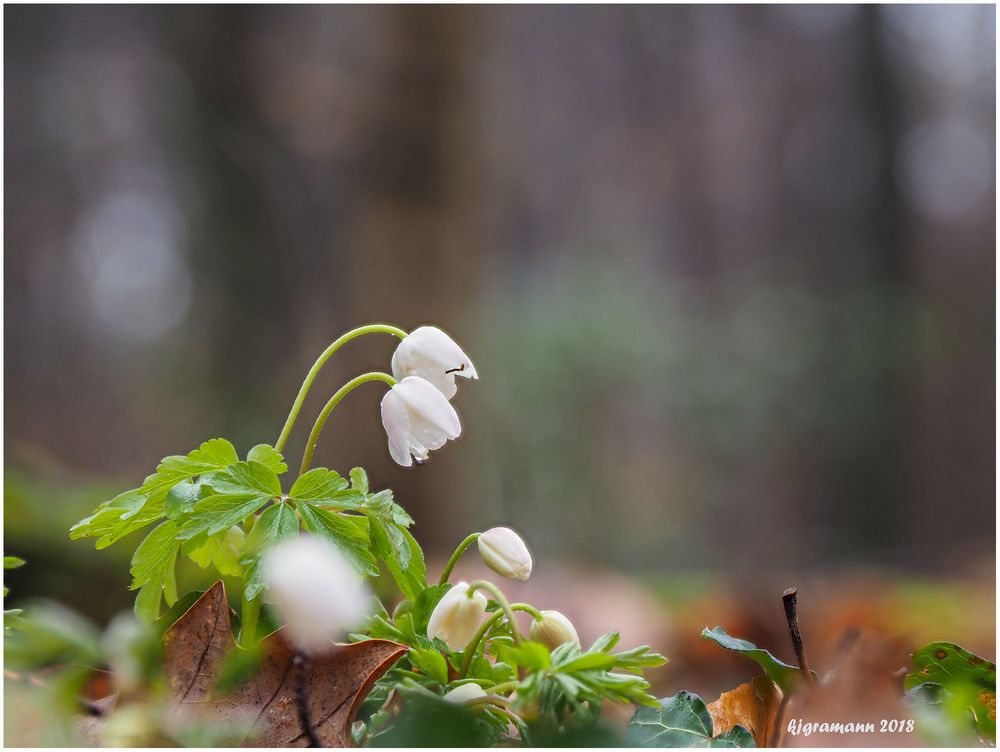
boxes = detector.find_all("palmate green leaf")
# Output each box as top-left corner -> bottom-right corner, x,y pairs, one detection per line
701,626 -> 810,693
246,444 -> 287,475
177,493 -> 272,540
290,468 -> 364,508
370,517 -> 426,599
204,460 -> 281,497
244,502 -> 299,556
410,648 -> 449,684
130,520 -> 181,622
70,439 -> 240,548
186,526 -> 246,578
627,691 -> 755,748
297,504 -> 379,577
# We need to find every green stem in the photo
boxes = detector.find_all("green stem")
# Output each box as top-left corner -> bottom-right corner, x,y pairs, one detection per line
240,594 -> 262,649
439,533 -> 481,585
274,324 -> 407,454
459,602 -> 538,677
488,680 -> 520,695
298,371 -> 397,476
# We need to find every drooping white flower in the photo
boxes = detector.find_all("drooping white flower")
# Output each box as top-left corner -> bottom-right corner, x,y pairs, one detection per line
380,376 -> 462,467
262,535 -> 372,654
391,326 -> 478,400
426,581 -> 489,650
477,526 -> 532,581
443,682 -> 487,703
529,610 -> 580,649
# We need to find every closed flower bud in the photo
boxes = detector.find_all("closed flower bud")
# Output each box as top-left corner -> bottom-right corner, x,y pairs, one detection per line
263,535 -> 372,654
477,527 -> 532,581
426,581 -> 489,650
381,376 -> 462,467
529,610 -> 580,649
391,326 -> 478,400
443,682 -> 487,703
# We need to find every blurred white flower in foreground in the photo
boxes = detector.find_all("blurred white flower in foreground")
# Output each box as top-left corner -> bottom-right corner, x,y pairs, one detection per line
380,376 -> 462,467
427,581 -> 489,650
262,534 -> 371,653
391,326 -> 478,400
529,609 -> 580,648
443,683 -> 487,703
477,526 -> 532,581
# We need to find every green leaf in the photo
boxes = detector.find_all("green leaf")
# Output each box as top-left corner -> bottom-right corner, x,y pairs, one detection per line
243,558 -> 264,601
370,518 -> 426,599
701,626 -> 808,692
627,691 -> 755,747
187,526 -> 246,578
247,444 -> 287,475
206,461 -> 282,497
905,642 -> 996,741
4,556 -> 25,569
290,468 -> 363,507
499,641 -> 551,671
177,493 -> 272,540
244,502 -> 299,557
130,521 -> 181,621
70,439 -> 240,548
298,504 -> 379,576
349,467 -> 369,494
410,648 -> 449,684
164,478 -> 210,518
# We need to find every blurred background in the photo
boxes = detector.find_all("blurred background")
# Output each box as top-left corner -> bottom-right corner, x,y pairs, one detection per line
4,4 -> 995,699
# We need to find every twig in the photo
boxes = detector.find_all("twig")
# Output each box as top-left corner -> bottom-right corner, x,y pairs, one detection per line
293,651 -> 323,748
781,587 -> 815,687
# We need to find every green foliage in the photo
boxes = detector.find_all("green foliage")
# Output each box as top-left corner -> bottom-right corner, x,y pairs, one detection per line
627,691 -> 755,747
365,684 -> 511,747
701,626 -> 810,692
904,642 -> 996,742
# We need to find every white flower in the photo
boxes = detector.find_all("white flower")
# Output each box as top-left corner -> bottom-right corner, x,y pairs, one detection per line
380,376 -> 462,467
443,683 -> 487,703
477,527 -> 532,581
529,610 -> 580,649
426,581 -> 489,650
262,535 -> 371,653
391,326 -> 478,400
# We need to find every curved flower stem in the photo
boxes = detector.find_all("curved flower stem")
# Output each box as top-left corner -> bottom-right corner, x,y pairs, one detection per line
438,533 -> 481,585
275,324 -> 407,454
459,602 -> 539,677
298,371 -> 397,476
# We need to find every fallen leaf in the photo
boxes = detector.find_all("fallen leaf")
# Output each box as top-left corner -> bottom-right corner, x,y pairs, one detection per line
707,675 -> 781,746
163,581 -> 407,747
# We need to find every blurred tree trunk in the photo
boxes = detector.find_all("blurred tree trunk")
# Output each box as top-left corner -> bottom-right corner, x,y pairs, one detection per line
337,6 -> 486,548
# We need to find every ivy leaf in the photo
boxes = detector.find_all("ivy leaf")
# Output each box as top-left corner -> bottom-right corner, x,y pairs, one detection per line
904,642 -> 996,740
130,520 -> 181,622
701,627 -> 810,693
370,518 -> 426,599
246,444 -> 287,475
290,468 -> 364,508
297,504 -> 378,577
628,691 -> 756,747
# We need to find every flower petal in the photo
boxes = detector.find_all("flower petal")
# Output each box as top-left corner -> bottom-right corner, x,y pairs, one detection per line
380,388 -> 414,467
395,376 -> 462,439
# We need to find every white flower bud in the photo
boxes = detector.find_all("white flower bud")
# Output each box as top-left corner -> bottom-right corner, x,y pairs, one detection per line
381,376 -> 462,467
529,610 -> 580,649
426,581 -> 489,650
392,326 -> 478,400
263,535 -> 372,654
443,682 -> 487,703
477,527 -> 532,581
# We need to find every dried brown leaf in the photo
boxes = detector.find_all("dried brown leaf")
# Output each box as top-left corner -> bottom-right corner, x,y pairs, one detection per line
707,675 -> 782,747
163,581 -> 407,747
